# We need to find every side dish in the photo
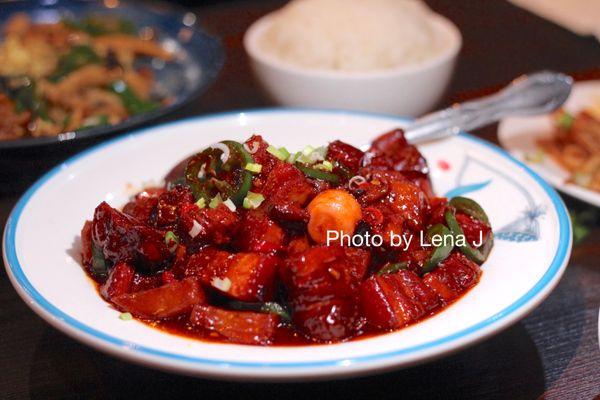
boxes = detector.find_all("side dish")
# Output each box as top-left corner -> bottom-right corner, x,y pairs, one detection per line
81,129 -> 494,345
537,100 -> 600,191
0,13 -> 173,140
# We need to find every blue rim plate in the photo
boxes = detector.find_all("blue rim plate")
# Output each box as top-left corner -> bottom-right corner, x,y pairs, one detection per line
0,0 -> 224,149
2,109 -> 572,380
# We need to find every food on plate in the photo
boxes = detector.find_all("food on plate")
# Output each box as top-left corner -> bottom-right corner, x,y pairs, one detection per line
537,99 -> 600,191
80,129 -> 494,345
258,0 -> 448,72
0,13 -> 173,140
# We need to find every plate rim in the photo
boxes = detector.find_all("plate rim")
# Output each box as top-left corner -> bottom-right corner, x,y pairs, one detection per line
2,108 -> 572,379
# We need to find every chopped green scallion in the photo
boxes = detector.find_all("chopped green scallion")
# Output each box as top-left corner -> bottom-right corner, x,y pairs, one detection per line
302,145 -> 315,156
313,160 -> 333,171
209,193 -> 223,209
195,197 -> 206,209
266,145 -> 288,161
278,147 -> 291,161
243,191 -> 265,209
245,162 -> 263,173
287,151 -> 302,163
119,312 -> 133,321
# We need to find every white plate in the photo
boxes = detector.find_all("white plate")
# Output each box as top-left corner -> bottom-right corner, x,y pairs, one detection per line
498,80 -> 600,207
3,109 -> 571,381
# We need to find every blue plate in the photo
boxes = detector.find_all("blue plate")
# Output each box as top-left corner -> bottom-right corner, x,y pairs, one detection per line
0,0 -> 225,149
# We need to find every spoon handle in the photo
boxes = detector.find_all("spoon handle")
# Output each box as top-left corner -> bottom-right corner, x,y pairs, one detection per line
404,71 -> 573,144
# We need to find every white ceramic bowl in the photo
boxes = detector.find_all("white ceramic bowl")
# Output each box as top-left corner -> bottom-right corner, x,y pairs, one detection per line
244,12 -> 461,116
4,110 -> 570,381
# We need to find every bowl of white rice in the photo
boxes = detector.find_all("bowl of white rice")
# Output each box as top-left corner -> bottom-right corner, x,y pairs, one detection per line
244,0 -> 461,116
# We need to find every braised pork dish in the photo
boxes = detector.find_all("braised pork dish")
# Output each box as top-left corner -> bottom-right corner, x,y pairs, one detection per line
81,129 -> 493,345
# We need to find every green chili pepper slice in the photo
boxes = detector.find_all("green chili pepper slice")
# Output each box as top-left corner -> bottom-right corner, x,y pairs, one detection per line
449,196 -> 490,224
91,242 -> 108,280
110,81 -> 160,115
444,210 -> 492,264
5,77 -> 51,121
479,231 -> 494,261
295,163 -> 340,183
185,140 -> 254,206
229,301 -> 291,321
377,262 -> 408,276
62,16 -> 136,37
49,45 -> 101,82
423,224 -> 453,273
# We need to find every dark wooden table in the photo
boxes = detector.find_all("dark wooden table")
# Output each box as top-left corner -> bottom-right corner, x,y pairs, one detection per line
1,1 -> 599,399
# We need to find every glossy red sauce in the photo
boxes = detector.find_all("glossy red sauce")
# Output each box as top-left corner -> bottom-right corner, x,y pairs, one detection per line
152,287 -> 476,346
89,277 -> 476,346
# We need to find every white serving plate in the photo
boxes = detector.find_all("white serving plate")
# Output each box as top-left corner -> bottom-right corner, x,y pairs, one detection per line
3,109 -> 571,381
498,80 -> 600,207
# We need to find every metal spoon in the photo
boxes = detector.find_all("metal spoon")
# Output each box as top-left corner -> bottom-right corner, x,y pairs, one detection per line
404,71 -> 573,144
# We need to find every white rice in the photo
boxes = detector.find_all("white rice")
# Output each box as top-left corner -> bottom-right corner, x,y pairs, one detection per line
259,0 -> 448,72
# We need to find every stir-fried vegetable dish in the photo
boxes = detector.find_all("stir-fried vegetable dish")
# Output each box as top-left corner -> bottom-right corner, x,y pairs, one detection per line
81,129 -> 494,345
536,100 -> 600,191
0,13 -> 173,140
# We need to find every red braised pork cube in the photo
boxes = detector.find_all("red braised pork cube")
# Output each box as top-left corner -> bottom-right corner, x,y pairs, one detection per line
364,169 -> 429,231
169,244 -> 189,279
456,213 -> 492,248
182,247 -> 229,278
154,185 -> 195,229
426,197 -> 449,226
282,246 -> 369,341
122,188 -> 165,224
393,270 -> 440,311
422,252 -> 481,303
393,233 -> 434,273
161,270 -> 177,285
189,305 -> 279,345
100,263 -> 135,300
244,135 -> 282,189
409,174 -> 435,198
361,270 -> 439,330
219,253 -> 279,301
92,202 -> 171,270
362,129 -> 434,197
234,210 -> 285,252
282,246 -> 369,299
292,298 -> 360,342
287,235 -> 310,255
363,128 -> 429,176
112,277 -> 205,319
326,140 -> 364,176
178,202 -> 239,246
261,162 -> 313,222
130,272 -> 163,292
185,247 -> 279,302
